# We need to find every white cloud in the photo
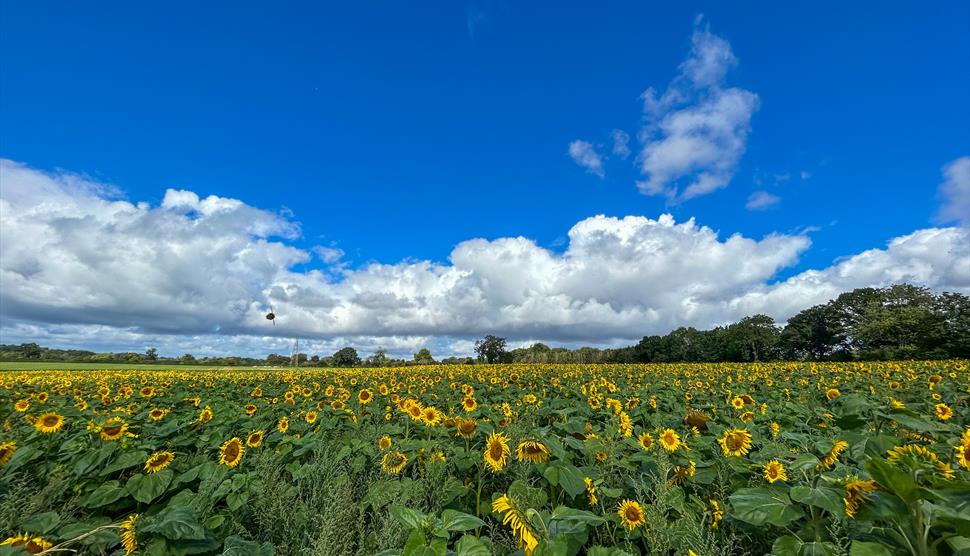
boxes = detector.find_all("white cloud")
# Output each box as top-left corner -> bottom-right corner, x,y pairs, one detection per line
1,159 -> 967,357
637,22 -> 758,202
935,156 -> 970,225
746,191 -> 780,211
611,129 -> 631,159
568,140 -> 605,177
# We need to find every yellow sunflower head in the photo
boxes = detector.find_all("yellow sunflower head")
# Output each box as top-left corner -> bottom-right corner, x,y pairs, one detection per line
120,514 -> 138,554
718,428 -> 753,457
378,435 -> 392,451
144,451 -> 174,473
381,450 -> 408,475
483,431 -> 510,473
1,534 -> 53,554
638,432 -> 654,451
516,440 -> 550,464
100,417 -> 128,441
246,430 -> 264,448
0,442 -> 16,466
277,416 -> 289,433
455,418 -> 478,439
218,437 -> 245,468
934,403 -> 953,422
659,428 -> 681,452
763,460 -> 787,483
617,499 -> 646,530
34,412 -> 65,434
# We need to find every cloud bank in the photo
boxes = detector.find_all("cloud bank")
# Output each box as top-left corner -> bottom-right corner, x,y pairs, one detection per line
1,159 -> 967,357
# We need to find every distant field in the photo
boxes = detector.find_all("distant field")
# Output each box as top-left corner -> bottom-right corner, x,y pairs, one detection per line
0,361 -> 269,371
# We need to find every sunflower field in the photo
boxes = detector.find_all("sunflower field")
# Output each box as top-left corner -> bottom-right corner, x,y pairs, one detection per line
1,361 -> 968,556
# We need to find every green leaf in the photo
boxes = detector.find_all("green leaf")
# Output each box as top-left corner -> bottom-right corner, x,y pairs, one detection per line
227,491 -> 249,512
84,480 -> 127,508
865,458 -> 919,504
801,542 -> 838,556
848,541 -> 893,556
142,506 -> 206,541
550,506 -> 606,526
0,445 -> 38,473
101,450 -> 149,476
21,511 -> 60,534
588,547 -> 636,556
789,453 -> 821,472
790,485 -> 844,515
454,535 -> 490,556
772,535 -> 803,556
222,535 -> 276,556
729,487 -> 805,527
391,505 -> 429,530
534,538 -> 570,556
556,464 -> 586,498
439,510 -> 484,532
126,469 -> 173,504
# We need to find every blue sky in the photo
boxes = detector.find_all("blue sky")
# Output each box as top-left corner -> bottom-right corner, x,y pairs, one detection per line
1,2 -> 968,357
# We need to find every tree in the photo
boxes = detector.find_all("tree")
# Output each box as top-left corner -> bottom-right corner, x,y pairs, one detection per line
22,343 -> 42,359
722,314 -> 781,362
413,348 -> 434,365
854,284 -> 937,359
332,347 -> 360,367
179,353 -> 196,363
145,347 -> 158,361
780,304 -> 843,360
474,335 -> 507,364
367,348 -> 388,366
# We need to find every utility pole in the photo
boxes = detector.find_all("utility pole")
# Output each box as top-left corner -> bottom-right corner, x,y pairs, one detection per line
291,338 -> 300,367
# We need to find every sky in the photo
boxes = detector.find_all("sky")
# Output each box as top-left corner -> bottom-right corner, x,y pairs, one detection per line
1,2 -> 968,359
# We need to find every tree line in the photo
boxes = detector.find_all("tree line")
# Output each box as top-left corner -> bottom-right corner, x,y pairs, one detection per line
1,284 -> 966,367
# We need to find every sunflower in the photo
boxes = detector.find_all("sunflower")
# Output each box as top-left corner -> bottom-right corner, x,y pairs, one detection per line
719,428 -> 753,457
198,406 -> 214,423
245,404 -> 257,416
818,440 -> 849,470
584,477 -> 598,506
887,444 -> 955,480
1,534 -> 53,554
381,450 -> 408,474
277,416 -> 289,433
659,429 -> 681,452
516,440 -> 550,464
139,386 -> 155,398
935,403 -> 953,422
731,396 -> 745,410
246,430 -> 264,448
144,451 -> 174,473
14,400 -> 29,412
305,411 -> 318,424
378,435 -> 392,451
825,388 -> 841,400
617,499 -> 646,530
484,431 -> 511,473
34,412 -> 65,434
709,499 -> 723,530
763,460 -> 787,483
120,514 -> 138,554
0,442 -> 16,466
148,408 -> 169,421
462,396 -> 478,412
218,437 -> 245,468
843,478 -> 877,518
956,428 -> 970,470
618,412 -> 633,438
420,406 -> 443,426
455,418 -> 477,439
638,432 -> 654,451
671,461 -> 696,485
684,409 -> 710,432
492,495 -> 538,555
770,422 -> 780,439
100,417 -> 128,441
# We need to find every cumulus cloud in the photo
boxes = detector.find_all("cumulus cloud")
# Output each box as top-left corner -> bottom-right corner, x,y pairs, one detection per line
935,156 -> 970,226
746,191 -> 780,211
637,21 -> 758,202
1,159 -> 967,357
611,130 -> 631,159
568,140 -> 605,177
